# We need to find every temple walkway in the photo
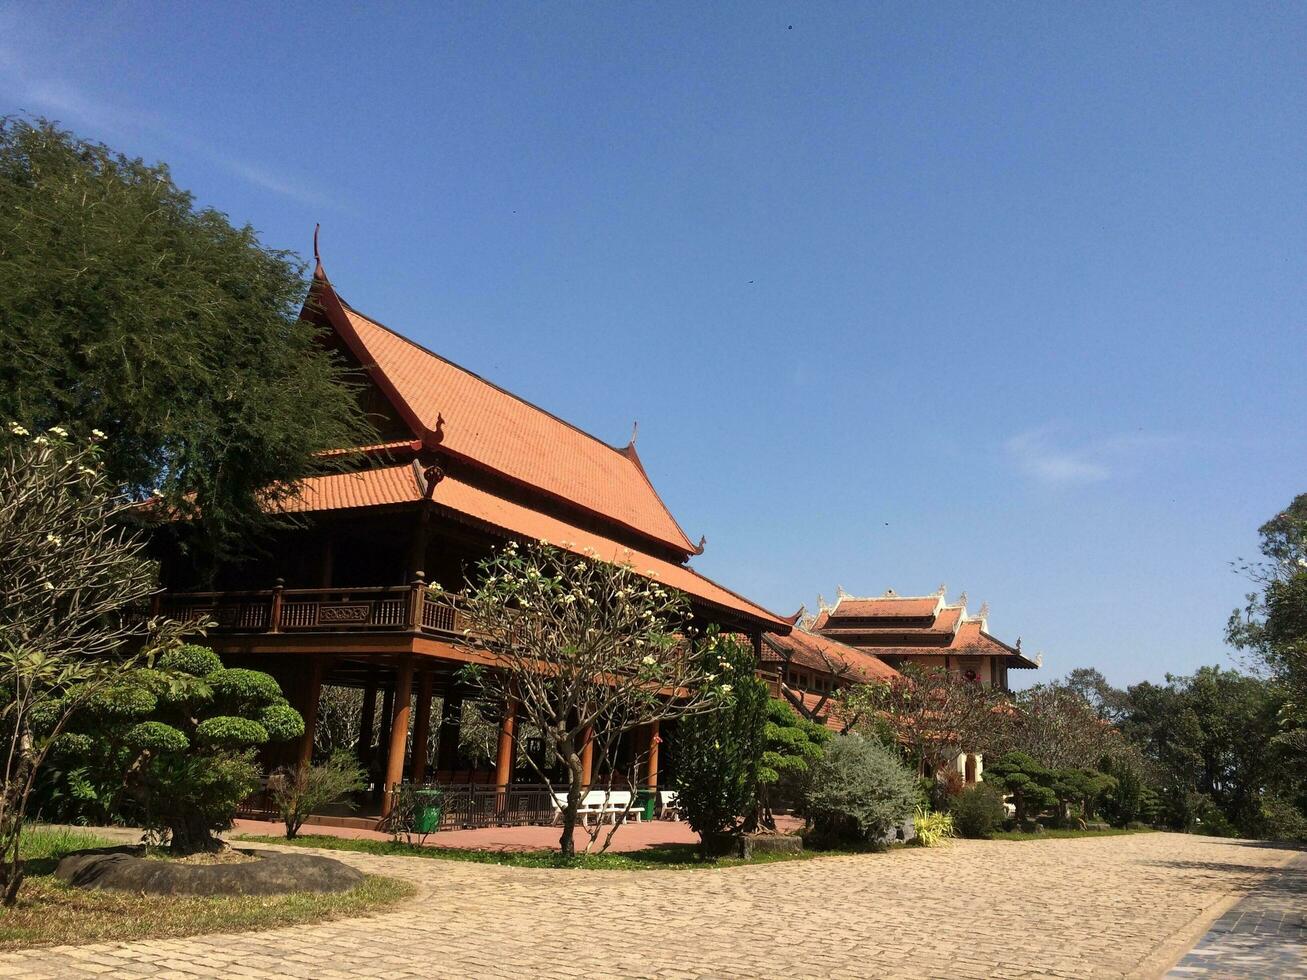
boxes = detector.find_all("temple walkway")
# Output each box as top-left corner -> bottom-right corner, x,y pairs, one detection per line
1,832 -> 1299,978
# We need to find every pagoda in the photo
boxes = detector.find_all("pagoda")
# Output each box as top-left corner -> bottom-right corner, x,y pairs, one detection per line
153,247 -> 790,824
810,588 -> 1039,692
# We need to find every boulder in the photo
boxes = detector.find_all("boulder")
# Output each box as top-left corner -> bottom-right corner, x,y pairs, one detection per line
55,846 -> 365,896
737,833 -> 803,859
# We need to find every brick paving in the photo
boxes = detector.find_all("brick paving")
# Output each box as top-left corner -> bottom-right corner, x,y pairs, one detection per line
0,832 -> 1298,979
1167,851 -> 1307,979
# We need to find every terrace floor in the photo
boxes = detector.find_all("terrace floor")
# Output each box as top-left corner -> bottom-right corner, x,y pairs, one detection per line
2,832 -> 1301,978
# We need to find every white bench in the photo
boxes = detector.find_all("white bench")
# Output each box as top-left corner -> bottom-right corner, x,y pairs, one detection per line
658,790 -> 680,821
550,789 -> 642,825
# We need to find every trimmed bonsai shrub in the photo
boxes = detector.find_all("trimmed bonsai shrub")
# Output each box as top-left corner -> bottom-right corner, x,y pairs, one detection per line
985,752 -> 1058,825
950,783 -> 1007,838
48,644 -> 303,852
757,698 -> 829,828
802,734 -> 917,848
269,751 -> 366,840
674,633 -> 769,857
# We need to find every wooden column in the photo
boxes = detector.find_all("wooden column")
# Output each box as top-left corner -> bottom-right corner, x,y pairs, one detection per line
494,697 -> 517,788
644,720 -> 660,790
436,692 -> 463,772
410,671 -> 433,785
377,683 -> 396,770
380,659 -> 414,818
297,657 -> 323,769
358,670 -> 378,767
579,725 -> 594,787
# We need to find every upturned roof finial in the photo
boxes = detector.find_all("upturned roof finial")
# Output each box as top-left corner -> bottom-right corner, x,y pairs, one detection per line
313,223 -> 321,262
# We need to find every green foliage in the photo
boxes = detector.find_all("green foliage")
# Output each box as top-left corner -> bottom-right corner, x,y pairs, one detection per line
194,716 -> 269,749
0,118 -> 373,577
802,734 -> 918,847
913,807 -> 954,847
949,783 -> 1007,839
123,722 -> 189,753
269,751 -> 366,840
48,646 -> 301,852
985,752 -> 1058,824
673,634 -> 769,854
159,645 -> 223,678
757,699 -> 829,824
1050,768 -> 1117,826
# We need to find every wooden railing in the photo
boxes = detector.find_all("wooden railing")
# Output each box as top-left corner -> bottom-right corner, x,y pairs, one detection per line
156,579 -> 475,640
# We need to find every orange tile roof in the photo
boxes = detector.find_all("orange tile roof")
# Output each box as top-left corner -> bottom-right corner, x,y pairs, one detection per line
315,274 -> 697,556
853,621 -> 1038,668
765,629 -> 899,684
274,464 -> 787,630
828,596 -> 941,618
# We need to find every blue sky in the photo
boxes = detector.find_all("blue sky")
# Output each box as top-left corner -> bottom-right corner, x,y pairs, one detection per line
3,2 -> 1303,688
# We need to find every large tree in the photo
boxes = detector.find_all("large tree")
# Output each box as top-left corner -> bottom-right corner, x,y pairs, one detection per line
0,118 -> 372,576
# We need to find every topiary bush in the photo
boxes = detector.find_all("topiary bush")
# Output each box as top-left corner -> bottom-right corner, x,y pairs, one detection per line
950,783 -> 1007,838
802,734 -> 917,848
43,645 -> 303,852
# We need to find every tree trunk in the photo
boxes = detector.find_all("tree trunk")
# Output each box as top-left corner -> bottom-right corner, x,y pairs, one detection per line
169,813 -> 223,854
559,750 -> 583,861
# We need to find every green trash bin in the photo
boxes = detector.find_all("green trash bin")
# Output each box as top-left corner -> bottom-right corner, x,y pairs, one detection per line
637,789 -> 657,822
414,789 -> 443,834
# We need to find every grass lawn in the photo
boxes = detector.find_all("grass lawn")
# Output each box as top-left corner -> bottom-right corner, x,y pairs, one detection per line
237,833 -> 879,870
0,826 -> 414,952
990,827 -> 1156,842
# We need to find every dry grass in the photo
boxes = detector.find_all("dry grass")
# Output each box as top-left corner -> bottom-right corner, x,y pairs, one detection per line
0,827 -> 414,951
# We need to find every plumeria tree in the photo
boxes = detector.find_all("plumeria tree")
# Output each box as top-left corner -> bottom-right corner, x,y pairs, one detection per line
0,424 -> 183,903
455,540 -> 725,859
833,663 -> 1005,777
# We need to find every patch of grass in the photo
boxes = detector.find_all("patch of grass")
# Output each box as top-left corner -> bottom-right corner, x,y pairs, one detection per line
238,834 -> 843,870
990,827 -> 1156,842
0,826 -> 414,951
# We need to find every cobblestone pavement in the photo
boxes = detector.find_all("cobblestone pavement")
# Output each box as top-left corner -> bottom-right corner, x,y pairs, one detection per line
0,833 -> 1297,979
1167,851 -> 1307,979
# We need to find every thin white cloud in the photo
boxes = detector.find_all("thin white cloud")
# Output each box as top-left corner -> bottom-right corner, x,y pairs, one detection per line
0,40 -> 332,209
1005,426 -> 1174,486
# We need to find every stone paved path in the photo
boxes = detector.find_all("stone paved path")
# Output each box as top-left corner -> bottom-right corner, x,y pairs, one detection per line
1167,851 -> 1307,979
0,832 -> 1297,979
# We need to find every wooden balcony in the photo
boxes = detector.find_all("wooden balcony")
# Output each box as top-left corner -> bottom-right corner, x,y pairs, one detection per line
155,580 -> 475,643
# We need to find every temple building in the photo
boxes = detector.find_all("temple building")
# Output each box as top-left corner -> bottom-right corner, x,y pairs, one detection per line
153,251 -> 791,826
810,588 -> 1040,692
761,625 -> 899,729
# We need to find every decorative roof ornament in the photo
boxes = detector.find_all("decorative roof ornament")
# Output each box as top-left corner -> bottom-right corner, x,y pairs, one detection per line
421,457 -> 446,499
692,535 -> 707,556
630,420 -> 638,446
1016,636 -> 1022,650
817,593 -> 833,613
836,585 -> 849,599
935,583 -> 947,596
957,591 -> 968,608
882,588 -> 897,597
432,413 -> 445,445
978,601 -> 990,619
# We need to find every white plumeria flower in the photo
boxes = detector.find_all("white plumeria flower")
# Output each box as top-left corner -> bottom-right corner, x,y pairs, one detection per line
46,533 -> 62,545
91,428 -> 106,439
8,423 -> 28,436
642,655 -> 656,666
719,684 -> 733,694
48,426 -> 68,437
32,435 -> 48,446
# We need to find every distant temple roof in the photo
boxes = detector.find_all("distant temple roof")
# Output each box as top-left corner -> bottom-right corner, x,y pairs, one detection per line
762,627 -> 900,684
812,589 -> 1041,669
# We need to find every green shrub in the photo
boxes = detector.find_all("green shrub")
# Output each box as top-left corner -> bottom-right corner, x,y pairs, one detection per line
207,668 -> 284,712
124,721 -> 190,753
950,783 -> 1007,838
803,734 -> 917,847
260,702 -> 307,742
194,715 -> 269,748
913,807 -> 954,847
159,644 -> 223,677
269,751 -> 367,840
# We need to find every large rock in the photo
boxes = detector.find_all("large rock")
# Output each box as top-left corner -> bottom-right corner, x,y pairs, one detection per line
55,846 -> 365,896
737,833 -> 803,859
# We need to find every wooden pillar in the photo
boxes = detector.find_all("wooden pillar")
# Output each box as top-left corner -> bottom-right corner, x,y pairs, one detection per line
494,697 -> 517,788
378,683 -> 396,769
436,692 -> 463,772
410,671 -> 433,784
644,720 -> 660,790
380,658 -> 414,818
297,658 -> 323,769
579,725 -> 594,788
358,670 -> 378,767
